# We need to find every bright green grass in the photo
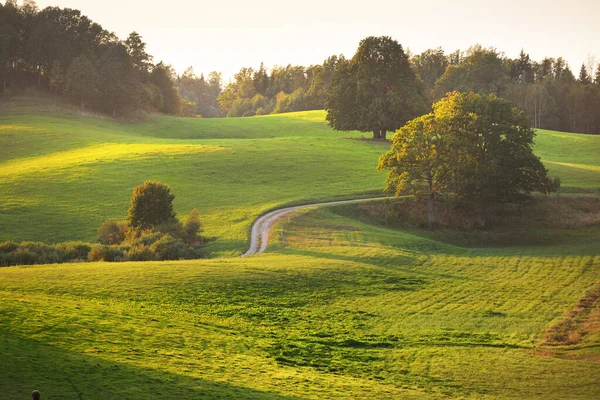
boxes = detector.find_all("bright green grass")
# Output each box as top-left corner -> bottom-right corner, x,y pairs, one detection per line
1,206 -> 598,399
0,111 -> 388,253
535,129 -> 600,191
1,108 -> 599,398
1,111 -> 598,255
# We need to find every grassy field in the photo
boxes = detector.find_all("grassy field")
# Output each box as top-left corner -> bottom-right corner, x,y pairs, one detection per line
1,107 -> 599,255
0,204 -> 598,399
1,105 -> 599,398
0,109 -> 390,254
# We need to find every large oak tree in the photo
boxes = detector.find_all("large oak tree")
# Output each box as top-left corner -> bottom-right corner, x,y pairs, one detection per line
326,36 -> 427,139
378,92 -> 555,226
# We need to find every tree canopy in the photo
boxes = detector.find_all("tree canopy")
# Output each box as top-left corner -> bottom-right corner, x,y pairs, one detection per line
127,181 -> 177,231
378,92 -> 555,226
326,36 -> 427,139
0,2 -> 598,131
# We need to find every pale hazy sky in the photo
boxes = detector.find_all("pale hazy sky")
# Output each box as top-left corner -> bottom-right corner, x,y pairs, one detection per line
32,0 -> 599,81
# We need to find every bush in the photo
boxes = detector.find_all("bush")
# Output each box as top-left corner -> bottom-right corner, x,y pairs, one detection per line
126,245 -> 156,261
155,219 -> 185,240
88,244 -> 127,262
98,219 -> 128,244
56,241 -> 92,261
127,181 -> 177,231
183,208 -> 203,245
19,242 -> 62,264
0,241 -> 18,254
126,230 -> 165,247
149,235 -> 180,260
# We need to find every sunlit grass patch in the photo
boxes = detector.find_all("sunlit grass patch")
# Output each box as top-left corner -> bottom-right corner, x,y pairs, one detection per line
0,143 -> 226,179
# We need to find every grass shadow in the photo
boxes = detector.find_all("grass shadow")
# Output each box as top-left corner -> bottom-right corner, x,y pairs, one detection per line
0,330 -> 300,400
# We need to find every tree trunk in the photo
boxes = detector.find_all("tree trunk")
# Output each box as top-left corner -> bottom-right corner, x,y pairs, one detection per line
372,129 -> 381,139
380,129 -> 387,140
427,192 -> 435,228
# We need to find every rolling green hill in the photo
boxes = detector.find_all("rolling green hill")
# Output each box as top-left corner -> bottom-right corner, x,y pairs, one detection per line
0,107 -> 599,398
1,109 -> 598,254
0,205 -> 598,399
0,110 -> 390,254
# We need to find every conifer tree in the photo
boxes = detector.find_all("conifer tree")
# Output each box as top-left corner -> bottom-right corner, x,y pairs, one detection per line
579,63 -> 591,84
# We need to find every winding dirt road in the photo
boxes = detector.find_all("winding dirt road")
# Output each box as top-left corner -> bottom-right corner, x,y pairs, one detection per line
241,197 -> 385,257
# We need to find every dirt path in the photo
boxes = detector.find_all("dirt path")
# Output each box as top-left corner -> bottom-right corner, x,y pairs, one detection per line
241,197 -> 385,257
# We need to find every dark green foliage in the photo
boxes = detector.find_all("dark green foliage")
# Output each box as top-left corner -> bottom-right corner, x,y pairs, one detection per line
55,241 -> 92,261
216,57 -> 343,118
253,62 -> 269,95
125,245 -> 155,262
150,62 -> 181,115
88,244 -> 127,262
96,42 -> 141,117
149,235 -> 195,260
411,47 -> 449,99
510,49 -> 534,84
125,31 -> 152,78
0,240 -> 91,266
127,181 -> 177,231
578,64 -> 591,85
379,92 -> 555,225
0,241 -> 59,266
326,36 -> 427,139
433,45 -> 510,100
0,240 -> 18,253
65,54 -> 98,110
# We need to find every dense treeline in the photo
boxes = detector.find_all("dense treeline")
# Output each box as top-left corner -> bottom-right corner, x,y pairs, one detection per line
1,1 -> 598,132
0,0 -> 191,116
216,57 -> 342,117
412,46 -> 600,134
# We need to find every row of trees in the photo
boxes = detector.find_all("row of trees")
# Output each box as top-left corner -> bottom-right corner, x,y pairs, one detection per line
216,57 -> 342,117
0,1 -> 187,116
411,46 -> 600,134
213,41 -> 600,134
1,1 -> 598,130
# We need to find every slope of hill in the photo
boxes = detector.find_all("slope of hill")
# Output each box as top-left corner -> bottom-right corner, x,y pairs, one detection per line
0,205 -> 598,399
1,106 -> 599,398
1,108 -> 598,255
0,109 -> 388,254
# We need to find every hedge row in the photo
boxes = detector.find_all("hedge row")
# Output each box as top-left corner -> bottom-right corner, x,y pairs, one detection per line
0,233 -> 204,267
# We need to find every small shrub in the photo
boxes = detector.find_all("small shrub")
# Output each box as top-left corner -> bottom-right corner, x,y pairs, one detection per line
98,219 -> 128,244
126,245 -> 156,261
127,230 -> 165,247
156,219 -> 185,240
0,241 -> 18,254
19,242 -> 61,264
56,241 -> 92,261
183,208 -> 203,245
88,244 -> 127,262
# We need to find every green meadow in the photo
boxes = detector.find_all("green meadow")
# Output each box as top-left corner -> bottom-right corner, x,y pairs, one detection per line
0,110 -> 390,254
0,109 -> 598,254
1,107 -> 599,398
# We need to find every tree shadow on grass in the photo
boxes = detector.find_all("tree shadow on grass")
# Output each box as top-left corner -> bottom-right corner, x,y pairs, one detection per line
0,331 -> 299,400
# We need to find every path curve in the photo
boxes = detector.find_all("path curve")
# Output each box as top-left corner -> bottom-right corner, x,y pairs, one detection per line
242,197 -> 386,257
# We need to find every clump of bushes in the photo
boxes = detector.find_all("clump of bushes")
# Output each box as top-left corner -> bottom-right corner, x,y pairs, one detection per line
89,181 -> 205,262
0,240 -> 92,267
0,181 -> 206,267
